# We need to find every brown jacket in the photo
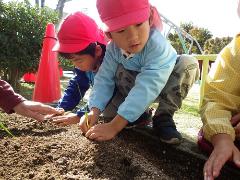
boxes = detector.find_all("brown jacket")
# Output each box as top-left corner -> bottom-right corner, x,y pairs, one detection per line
0,80 -> 25,113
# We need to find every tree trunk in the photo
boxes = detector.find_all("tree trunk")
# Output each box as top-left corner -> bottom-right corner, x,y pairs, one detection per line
35,0 -> 39,7
41,0 -> 45,8
56,0 -> 72,20
56,0 -> 66,20
8,68 -> 20,91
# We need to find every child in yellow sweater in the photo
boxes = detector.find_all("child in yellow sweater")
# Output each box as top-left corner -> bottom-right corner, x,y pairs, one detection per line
199,1 -> 240,179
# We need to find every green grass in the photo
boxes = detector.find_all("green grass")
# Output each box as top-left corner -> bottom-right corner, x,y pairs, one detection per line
178,101 -> 199,117
150,84 -> 200,117
19,79 -> 69,100
151,100 -> 199,117
19,82 -> 34,100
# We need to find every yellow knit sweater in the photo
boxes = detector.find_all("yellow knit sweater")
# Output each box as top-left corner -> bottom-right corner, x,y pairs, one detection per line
200,34 -> 240,142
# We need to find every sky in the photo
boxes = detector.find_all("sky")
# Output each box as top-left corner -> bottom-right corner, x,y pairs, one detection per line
4,0 -> 240,37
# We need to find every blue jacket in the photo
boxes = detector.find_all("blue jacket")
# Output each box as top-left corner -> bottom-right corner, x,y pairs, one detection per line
57,68 -> 94,117
89,29 -> 177,122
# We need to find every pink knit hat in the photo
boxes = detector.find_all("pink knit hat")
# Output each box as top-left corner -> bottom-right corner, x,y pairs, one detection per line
96,0 -> 151,32
53,12 -> 106,53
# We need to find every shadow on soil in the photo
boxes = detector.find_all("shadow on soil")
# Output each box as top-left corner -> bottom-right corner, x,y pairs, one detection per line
129,127 -> 240,180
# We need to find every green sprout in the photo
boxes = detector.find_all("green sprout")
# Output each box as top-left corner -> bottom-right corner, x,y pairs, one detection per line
0,114 -> 14,137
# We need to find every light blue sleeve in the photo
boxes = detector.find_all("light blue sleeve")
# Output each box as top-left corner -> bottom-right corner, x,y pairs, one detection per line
88,44 -> 118,111
117,31 -> 177,122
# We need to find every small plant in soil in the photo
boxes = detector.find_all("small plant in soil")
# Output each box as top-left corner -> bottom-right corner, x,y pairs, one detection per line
0,114 -> 14,137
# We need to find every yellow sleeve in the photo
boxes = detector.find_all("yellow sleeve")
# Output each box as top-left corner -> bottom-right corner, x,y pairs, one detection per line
200,34 -> 240,142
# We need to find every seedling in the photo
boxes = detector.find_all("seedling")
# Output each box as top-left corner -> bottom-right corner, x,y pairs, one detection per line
0,114 -> 14,137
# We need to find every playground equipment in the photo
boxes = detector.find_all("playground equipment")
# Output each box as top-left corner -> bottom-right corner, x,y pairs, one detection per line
193,54 -> 216,107
159,13 -> 203,55
159,13 -> 217,107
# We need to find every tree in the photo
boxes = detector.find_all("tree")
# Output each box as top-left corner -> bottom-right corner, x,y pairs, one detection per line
168,22 -> 213,54
204,37 -> 233,54
189,27 -> 212,54
0,0 -> 59,89
35,0 -> 45,8
34,0 -> 72,19
56,0 -> 72,19
180,22 -> 194,33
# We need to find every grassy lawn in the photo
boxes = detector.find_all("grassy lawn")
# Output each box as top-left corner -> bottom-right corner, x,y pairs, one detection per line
179,98 -> 199,117
175,83 -> 202,141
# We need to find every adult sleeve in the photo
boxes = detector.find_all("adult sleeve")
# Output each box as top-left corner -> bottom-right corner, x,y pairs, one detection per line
0,80 -> 25,113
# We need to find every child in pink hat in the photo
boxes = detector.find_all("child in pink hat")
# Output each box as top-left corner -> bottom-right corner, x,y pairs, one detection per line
79,0 -> 199,143
199,0 -> 240,179
51,12 -> 107,126
52,12 -> 151,126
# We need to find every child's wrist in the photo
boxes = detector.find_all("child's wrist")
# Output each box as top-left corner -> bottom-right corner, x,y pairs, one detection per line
211,133 -> 233,147
110,114 -> 128,133
90,107 -> 101,116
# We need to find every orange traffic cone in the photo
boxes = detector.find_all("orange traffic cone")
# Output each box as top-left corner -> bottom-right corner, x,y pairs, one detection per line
32,23 -> 61,103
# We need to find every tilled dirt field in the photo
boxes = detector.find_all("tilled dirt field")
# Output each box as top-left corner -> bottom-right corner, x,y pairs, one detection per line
0,111 -> 239,180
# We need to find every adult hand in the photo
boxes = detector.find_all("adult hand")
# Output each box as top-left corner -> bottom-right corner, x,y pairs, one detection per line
13,100 -> 64,122
52,112 -> 80,126
203,134 -> 240,180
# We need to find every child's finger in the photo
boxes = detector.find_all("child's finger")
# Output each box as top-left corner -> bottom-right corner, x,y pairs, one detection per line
78,120 -> 88,134
95,136 -> 107,141
212,156 -> 225,178
234,123 -> 240,139
85,126 -> 95,138
232,148 -> 240,168
231,113 -> 240,126
44,109 -> 65,120
203,153 -> 216,180
86,131 -> 98,140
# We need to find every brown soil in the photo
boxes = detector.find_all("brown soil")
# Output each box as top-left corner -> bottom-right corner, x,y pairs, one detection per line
0,111 -> 239,180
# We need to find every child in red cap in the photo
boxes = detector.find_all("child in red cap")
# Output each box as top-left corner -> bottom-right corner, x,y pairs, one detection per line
51,12 -> 107,126
79,0 -> 199,143
52,12 -> 151,126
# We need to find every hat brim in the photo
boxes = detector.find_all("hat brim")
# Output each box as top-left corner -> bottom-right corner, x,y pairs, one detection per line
52,41 -> 90,53
103,7 -> 150,32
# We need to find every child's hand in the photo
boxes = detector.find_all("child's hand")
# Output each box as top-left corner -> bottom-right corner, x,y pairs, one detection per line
85,114 -> 128,141
78,110 -> 100,134
231,113 -> 240,139
203,134 -> 240,180
52,112 -> 80,126
85,122 -> 119,141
